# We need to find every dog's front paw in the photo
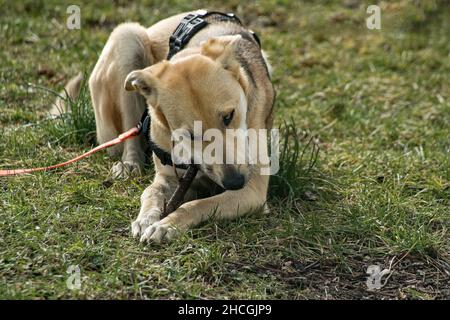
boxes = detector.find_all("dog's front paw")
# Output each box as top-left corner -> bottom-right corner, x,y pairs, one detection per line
110,161 -> 143,179
131,208 -> 161,238
139,219 -> 182,244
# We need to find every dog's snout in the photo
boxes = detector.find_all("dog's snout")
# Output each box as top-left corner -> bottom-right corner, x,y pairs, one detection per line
222,172 -> 245,190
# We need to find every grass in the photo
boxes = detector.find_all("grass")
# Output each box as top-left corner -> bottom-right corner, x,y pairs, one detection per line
43,74 -> 96,146
0,0 -> 449,299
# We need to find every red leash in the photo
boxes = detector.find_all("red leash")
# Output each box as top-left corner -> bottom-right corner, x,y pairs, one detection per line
0,127 -> 140,177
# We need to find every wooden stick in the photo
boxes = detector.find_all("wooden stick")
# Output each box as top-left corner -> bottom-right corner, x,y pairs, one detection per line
161,165 -> 198,218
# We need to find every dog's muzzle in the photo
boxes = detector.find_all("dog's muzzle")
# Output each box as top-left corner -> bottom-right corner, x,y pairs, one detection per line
221,166 -> 246,190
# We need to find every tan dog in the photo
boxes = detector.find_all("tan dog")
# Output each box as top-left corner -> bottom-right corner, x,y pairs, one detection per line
57,11 -> 275,243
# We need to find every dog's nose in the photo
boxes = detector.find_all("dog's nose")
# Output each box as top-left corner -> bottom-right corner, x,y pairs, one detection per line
222,173 -> 245,190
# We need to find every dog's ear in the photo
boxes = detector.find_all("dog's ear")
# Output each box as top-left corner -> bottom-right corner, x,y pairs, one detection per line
201,35 -> 241,76
124,62 -> 168,105
124,70 -> 154,94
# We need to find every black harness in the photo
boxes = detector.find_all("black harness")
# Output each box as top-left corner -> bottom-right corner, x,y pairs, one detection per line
137,10 -> 260,169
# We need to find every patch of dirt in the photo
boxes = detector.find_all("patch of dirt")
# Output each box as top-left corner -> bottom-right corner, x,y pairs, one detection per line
226,254 -> 449,299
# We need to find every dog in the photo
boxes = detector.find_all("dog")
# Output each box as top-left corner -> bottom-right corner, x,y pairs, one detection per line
54,10 -> 275,243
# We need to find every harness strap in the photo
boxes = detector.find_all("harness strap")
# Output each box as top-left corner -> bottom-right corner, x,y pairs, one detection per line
138,108 -> 189,170
167,10 -> 244,59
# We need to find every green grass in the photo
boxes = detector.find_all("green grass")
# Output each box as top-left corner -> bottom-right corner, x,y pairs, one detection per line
0,0 -> 449,299
43,74 -> 96,146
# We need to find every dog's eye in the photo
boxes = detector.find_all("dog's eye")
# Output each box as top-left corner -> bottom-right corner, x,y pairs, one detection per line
223,110 -> 235,126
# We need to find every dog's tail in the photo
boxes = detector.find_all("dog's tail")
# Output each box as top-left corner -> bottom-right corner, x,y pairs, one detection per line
49,72 -> 84,116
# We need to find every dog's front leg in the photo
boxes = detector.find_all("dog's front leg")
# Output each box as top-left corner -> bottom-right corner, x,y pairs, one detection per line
140,175 -> 269,243
131,172 -> 178,238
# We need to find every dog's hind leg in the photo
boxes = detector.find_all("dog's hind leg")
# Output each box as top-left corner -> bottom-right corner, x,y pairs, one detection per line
49,73 -> 84,116
89,22 -> 154,178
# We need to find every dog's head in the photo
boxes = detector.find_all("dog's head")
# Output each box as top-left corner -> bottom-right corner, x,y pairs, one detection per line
125,35 -> 251,190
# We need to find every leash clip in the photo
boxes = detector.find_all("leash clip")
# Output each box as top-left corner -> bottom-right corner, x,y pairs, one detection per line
137,113 -> 151,137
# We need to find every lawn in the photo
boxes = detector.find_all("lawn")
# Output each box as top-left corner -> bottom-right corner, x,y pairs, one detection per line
0,0 -> 448,299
